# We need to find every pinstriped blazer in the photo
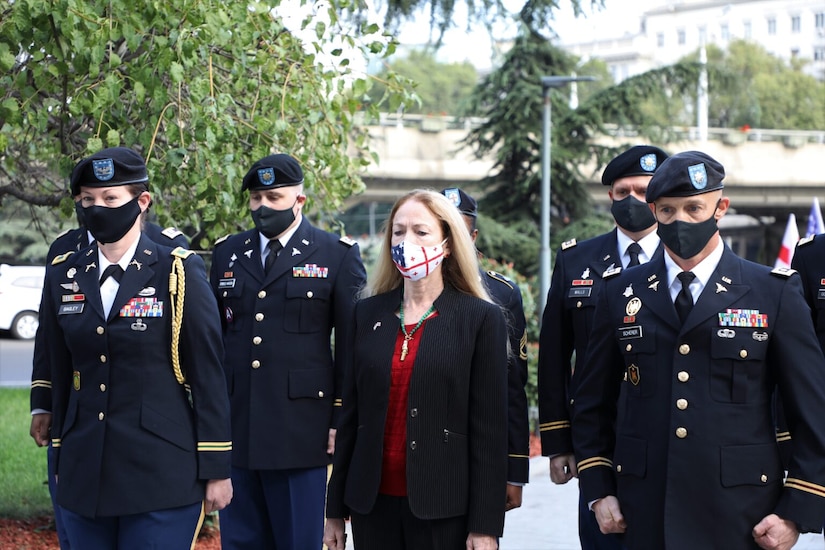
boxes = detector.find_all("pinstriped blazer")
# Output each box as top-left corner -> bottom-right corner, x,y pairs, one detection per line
327,285 -> 509,537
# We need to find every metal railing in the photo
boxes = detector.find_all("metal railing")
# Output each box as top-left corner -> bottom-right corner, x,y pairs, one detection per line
357,113 -> 825,145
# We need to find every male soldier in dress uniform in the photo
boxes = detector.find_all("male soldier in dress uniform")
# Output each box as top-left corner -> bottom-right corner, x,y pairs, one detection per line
537,145 -> 667,549
29,160 -> 190,550
572,151 -> 825,550
440,187 -> 530,513
211,153 -> 366,549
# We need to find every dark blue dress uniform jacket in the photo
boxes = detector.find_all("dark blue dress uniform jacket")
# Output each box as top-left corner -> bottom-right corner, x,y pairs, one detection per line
538,228 -> 663,456
210,217 -> 366,470
572,246 -> 825,549
326,286 -> 509,537
31,224 -> 189,415
483,269 -> 530,484
41,235 -> 231,518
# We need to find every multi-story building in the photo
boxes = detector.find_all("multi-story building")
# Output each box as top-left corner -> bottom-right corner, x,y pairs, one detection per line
561,0 -> 825,82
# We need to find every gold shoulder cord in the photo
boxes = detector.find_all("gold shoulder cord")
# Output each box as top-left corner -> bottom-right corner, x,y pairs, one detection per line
169,255 -> 187,385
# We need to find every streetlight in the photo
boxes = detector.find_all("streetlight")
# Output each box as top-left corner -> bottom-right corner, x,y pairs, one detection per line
539,75 -> 597,316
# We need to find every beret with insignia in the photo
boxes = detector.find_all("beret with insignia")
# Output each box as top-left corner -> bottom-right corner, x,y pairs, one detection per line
439,187 -> 478,218
70,147 -> 149,196
601,145 -> 669,186
242,154 -> 304,191
646,151 -> 725,202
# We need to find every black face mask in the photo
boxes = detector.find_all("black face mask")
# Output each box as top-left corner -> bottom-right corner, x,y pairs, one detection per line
251,201 -> 297,239
83,196 -> 142,244
657,208 -> 719,260
611,195 -> 656,232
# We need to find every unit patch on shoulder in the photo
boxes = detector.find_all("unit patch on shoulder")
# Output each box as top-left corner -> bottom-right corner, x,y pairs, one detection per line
171,247 -> 195,259
770,266 -> 796,278
162,227 -> 184,239
339,235 -> 356,247
561,238 -> 577,250
214,235 -> 230,246
486,270 -> 514,290
798,235 -> 815,247
51,251 -> 74,265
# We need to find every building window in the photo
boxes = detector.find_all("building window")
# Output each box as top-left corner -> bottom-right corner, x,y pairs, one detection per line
743,20 -> 752,39
698,25 -> 707,44
792,15 -> 801,33
721,23 -> 729,41
816,13 -> 825,29
815,47 -> 825,61
678,29 -> 686,45
657,32 -> 665,47
767,17 -> 776,35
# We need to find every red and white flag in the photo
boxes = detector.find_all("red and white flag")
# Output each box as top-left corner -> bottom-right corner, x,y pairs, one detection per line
774,213 -> 799,269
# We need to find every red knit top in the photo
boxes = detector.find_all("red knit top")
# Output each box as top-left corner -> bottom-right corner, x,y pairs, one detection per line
379,315 -> 435,496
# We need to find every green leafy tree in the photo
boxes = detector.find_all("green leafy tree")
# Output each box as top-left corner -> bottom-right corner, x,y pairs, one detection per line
367,50 -> 479,115
0,0 -> 413,250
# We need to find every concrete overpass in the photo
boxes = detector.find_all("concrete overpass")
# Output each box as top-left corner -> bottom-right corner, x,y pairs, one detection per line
354,114 -> 825,220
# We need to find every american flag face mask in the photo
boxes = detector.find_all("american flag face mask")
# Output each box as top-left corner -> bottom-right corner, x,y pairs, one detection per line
390,239 -> 447,281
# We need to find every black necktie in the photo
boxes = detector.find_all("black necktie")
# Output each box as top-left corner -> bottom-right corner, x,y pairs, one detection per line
264,240 -> 283,274
627,242 -> 642,267
675,271 -> 696,323
100,264 -> 123,285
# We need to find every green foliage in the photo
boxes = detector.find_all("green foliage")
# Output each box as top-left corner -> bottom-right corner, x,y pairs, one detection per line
0,0 -> 415,251
367,50 -> 479,115
704,41 -> 825,130
0,389 -> 52,518
462,27 -> 605,274
475,213 -> 539,276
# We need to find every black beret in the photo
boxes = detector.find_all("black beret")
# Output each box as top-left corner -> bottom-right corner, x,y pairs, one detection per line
601,145 -> 669,186
645,151 -> 726,202
440,187 -> 477,217
70,147 -> 148,196
242,154 -> 304,191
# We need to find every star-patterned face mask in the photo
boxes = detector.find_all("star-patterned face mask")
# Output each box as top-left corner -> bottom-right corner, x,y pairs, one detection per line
390,239 -> 447,281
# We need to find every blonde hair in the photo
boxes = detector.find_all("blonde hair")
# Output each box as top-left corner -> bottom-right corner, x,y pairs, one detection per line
365,189 -> 492,303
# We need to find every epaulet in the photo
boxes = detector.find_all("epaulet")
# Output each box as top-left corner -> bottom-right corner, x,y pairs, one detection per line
339,235 -> 356,247
161,227 -> 184,239
214,234 -> 230,246
771,266 -> 796,278
171,247 -> 195,259
485,270 -> 514,290
797,235 -> 815,247
54,228 -> 72,239
51,251 -> 74,265
561,238 -> 577,251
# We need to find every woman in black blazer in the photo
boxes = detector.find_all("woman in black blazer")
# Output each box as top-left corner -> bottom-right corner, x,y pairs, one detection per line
325,189 -> 509,549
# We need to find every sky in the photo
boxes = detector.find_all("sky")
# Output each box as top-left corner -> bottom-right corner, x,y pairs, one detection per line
394,0 -> 646,71
274,0 -> 649,73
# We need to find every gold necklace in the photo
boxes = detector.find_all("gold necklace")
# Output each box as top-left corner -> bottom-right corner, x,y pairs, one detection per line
399,303 -> 435,361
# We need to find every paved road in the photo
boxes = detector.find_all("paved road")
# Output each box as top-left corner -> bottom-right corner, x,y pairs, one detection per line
0,336 -> 33,387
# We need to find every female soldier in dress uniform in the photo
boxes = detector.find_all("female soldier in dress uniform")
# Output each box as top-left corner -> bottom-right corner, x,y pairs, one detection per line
39,147 -> 233,549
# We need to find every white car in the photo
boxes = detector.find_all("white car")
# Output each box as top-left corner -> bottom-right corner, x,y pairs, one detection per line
0,264 -> 45,340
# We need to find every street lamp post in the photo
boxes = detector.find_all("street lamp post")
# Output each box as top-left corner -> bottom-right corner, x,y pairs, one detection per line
539,75 -> 597,317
